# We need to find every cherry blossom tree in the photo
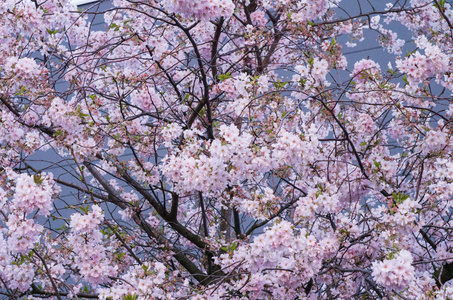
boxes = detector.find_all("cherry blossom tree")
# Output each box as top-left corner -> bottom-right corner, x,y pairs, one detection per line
1,0 -> 453,298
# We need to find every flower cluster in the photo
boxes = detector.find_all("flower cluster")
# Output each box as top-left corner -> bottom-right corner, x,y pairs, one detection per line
293,57 -> 329,89
97,262 -> 177,299
6,215 -> 43,254
295,184 -> 340,219
264,0 -> 329,22
43,97 -> 81,136
68,206 -> 116,284
0,111 -> 25,146
162,124 -> 262,194
239,187 -> 280,220
217,220 -> 336,299
421,129 -> 449,155
70,204 -> 104,233
369,16 -> 405,54
1,262 -> 34,293
163,0 -> 235,21
13,173 -> 58,216
272,125 -> 322,172
161,123 -> 183,147
382,198 -> 421,231
396,44 -> 449,85
130,86 -> 161,112
4,57 -> 41,78
371,250 -> 415,291
351,59 -> 381,84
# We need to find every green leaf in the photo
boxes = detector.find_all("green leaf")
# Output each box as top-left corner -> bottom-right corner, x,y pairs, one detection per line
33,174 -> 44,185
299,78 -> 307,88
392,191 -> 409,204
218,72 -> 232,81
80,205 -> 89,214
77,105 -> 89,118
54,129 -> 63,137
436,0 -> 446,9
405,49 -> 416,57
14,86 -> 27,96
373,160 -> 381,169
231,241 -> 237,251
221,242 -> 238,254
402,75 -> 408,85
56,224 -> 68,231
123,293 -> 138,300
109,23 -> 120,31
46,28 -> 58,35
273,79 -> 288,90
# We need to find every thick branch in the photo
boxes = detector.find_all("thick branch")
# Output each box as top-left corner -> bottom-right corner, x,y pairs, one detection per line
83,161 -> 213,285
120,170 -> 211,250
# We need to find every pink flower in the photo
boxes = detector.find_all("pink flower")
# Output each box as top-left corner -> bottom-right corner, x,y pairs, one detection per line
372,250 -> 415,291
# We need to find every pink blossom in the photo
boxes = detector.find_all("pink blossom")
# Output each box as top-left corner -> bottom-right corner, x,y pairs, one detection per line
372,250 -> 415,291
